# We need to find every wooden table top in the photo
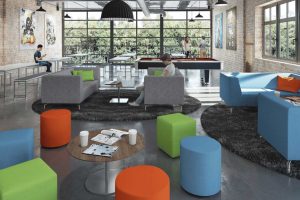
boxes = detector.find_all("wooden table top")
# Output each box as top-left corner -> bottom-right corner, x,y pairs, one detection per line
67,130 -> 144,162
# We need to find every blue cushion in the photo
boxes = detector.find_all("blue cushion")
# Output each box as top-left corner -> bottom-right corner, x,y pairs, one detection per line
0,128 -> 34,169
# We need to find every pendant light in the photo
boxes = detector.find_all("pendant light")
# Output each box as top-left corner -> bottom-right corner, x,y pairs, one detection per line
189,18 -> 195,22
101,0 -> 134,21
195,0 -> 203,18
64,2 -> 71,19
36,6 -> 46,12
215,0 -> 228,7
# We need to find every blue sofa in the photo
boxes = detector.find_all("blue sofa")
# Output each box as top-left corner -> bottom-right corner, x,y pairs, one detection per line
258,93 -> 300,161
220,72 -> 300,107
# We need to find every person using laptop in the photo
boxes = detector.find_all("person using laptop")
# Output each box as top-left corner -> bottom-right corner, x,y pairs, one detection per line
34,44 -> 52,72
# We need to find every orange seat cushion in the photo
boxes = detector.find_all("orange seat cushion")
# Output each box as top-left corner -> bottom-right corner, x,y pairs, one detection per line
115,165 -> 170,200
40,109 -> 71,148
277,76 -> 300,93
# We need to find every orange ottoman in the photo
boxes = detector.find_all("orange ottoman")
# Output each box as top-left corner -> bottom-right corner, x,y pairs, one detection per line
40,109 -> 71,148
115,165 -> 170,200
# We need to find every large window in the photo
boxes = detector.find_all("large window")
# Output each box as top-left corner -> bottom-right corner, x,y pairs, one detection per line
263,0 -> 297,61
63,10 -> 212,63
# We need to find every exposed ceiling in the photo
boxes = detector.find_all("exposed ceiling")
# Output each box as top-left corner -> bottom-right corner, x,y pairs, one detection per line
44,0 -> 211,11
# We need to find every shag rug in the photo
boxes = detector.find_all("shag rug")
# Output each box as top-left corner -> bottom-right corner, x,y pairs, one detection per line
201,104 -> 300,179
32,90 -> 201,121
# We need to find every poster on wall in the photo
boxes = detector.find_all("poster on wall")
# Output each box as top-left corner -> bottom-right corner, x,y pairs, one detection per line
214,13 -> 223,49
45,14 -> 56,48
20,8 -> 37,50
226,7 -> 237,50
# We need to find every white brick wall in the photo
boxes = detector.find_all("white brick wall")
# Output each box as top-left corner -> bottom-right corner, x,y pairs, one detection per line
212,0 -> 244,72
0,0 -> 4,65
1,0 -> 62,66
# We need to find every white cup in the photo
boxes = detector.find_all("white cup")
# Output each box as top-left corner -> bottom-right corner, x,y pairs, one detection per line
80,131 -> 89,147
128,129 -> 137,145
274,91 -> 280,97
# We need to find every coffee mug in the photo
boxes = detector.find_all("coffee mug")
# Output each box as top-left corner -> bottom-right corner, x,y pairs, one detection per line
80,131 -> 89,147
128,129 -> 137,145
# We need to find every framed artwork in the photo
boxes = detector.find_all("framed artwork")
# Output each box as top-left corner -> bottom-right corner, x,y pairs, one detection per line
20,8 -> 36,50
214,13 -> 223,49
226,7 -> 237,50
45,14 -> 56,48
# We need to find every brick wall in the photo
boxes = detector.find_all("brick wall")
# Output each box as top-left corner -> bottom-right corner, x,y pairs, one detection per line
1,0 -> 62,66
245,0 -> 300,72
212,0 -> 244,72
0,0 -> 4,65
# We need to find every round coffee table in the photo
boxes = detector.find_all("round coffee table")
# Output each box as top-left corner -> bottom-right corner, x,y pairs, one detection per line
67,130 -> 144,195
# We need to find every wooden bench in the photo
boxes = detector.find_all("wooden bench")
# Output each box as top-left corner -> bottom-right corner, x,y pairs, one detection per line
14,72 -> 49,99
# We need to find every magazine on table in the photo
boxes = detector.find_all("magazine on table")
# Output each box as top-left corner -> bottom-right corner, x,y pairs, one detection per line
82,144 -> 119,157
91,129 -> 129,145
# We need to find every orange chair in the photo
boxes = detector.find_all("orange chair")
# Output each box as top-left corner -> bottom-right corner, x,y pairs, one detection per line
40,109 -> 71,148
115,165 -> 170,200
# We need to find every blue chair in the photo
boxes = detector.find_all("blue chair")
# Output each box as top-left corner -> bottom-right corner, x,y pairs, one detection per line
0,128 -> 34,169
180,136 -> 221,196
220,72 -> 300,107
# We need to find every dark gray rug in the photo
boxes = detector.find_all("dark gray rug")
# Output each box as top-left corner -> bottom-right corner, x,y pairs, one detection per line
32,90 -> 201,121
201,104 -> 300,179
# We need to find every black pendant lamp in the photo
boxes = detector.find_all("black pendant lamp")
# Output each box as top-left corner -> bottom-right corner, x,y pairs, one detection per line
36,6 -> 46,12
195,0 -> 203,18
189,18 -> 195,22
64,14 -> 71,19
215,0 -> 228,7
101,0 -> 134,21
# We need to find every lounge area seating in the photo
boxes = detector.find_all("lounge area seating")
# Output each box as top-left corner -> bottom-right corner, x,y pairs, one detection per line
258,93 -> 300,164
41,67 -> 100,108
144,68 -> 184,110
220,72 -> 300,107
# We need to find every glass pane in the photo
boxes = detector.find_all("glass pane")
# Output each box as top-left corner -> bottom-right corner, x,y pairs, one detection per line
137,21 -> 160,28
164,11 -> 187,20
64,38 -> 88,55
264,8 -> 270,21
271,24 -> 277,57
288,1 -> 296,18
279,22 -> 288,58
138,29 -> 160,37
271,6 -> 276,21
264,25 -> 271,56
164,21 -> 186,28
288,21 -> 296,59
280,3 -> 287,19
65,29 -> 87,37
88,21 -> 110,28
65,21 -> 87,29
114,21 -> 136,28
88,29 -> 110,37
163,29 -> 186,38
114,38 -> 137,55
164,38 -> 182,46
88,12 -> 102,20
137,12 -> 160,20
188,11 -> 210,20
65,12 -> 87,20
188,29 -> 210,38
188,20 -> 210,29
114,29 -> 136,37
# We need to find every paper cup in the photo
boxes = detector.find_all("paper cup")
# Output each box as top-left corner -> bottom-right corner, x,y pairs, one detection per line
80,131 -> 89,147
274,91 -> 280,97
128,129 -> 137,145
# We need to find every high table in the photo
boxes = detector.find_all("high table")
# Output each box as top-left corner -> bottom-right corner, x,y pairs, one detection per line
67,129 -> 144,195
42,57 -> 72,72
68,53 -> 89,64
108,56 -> 133,80
0,63 -> 39,98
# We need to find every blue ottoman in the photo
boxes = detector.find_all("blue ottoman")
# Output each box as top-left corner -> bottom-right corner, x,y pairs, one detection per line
180,136 -> 221,196
0,128 -> 34,169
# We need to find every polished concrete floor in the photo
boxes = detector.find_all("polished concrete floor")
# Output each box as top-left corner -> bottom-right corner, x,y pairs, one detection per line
1,68 -> 300,200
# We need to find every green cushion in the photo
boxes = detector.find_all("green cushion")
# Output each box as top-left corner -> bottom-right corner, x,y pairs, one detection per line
153,69 -> 163,77
156,113 -> 196,158
81,70 -> 94,81
0,158 -> 57,200
71,70 -> 82,76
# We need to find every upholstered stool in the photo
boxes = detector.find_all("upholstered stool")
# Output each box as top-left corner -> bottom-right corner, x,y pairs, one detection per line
180,136 -> 221,196
0,128 -> 34,169
157,113 -> 196,158
40,109 -> 71,148
0,158 -> 57,200
115,165 -> 170,200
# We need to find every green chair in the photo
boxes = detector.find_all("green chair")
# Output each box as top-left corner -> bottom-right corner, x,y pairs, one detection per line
0,158 -> 57,200
156,113 -> 196,158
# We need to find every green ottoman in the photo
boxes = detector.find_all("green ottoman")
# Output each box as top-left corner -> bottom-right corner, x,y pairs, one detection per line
0,158 -> 57,200
157,113 -> 196,158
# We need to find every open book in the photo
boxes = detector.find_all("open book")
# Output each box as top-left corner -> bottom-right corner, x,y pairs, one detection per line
90,129 -> 129,145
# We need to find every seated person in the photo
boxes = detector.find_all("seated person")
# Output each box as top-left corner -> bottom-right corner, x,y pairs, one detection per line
129,53 -> 176,106
34,44 -> 52,72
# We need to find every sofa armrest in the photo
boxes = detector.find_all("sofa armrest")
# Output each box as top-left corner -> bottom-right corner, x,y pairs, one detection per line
41,75 -> 82,104
144,76 -> 184,105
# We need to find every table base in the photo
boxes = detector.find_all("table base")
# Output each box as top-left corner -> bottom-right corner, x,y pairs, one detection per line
85,164 -> 123,195
109,98 -> 129,104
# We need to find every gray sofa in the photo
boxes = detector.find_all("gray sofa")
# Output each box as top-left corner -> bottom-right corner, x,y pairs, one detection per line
41,67 -> 100,109
144,68 -> 185,110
